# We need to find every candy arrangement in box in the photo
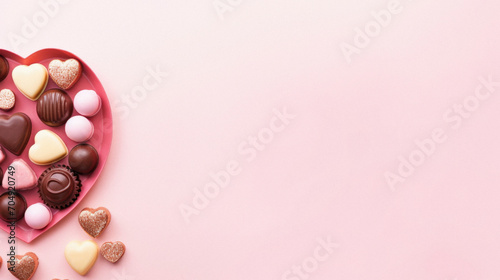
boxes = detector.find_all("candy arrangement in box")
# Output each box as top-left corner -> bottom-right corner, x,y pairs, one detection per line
0,49 -> 112,243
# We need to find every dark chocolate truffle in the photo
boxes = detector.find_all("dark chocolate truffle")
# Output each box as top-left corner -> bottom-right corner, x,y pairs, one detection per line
36,89 -> 73,127
0,55 -> 8,82
68,144 -> 99,174
38,165 -> 81,209
0,192 -> 27,223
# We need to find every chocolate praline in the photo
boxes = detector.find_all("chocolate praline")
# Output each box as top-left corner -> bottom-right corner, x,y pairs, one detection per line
0,112 -> 32,156
0,192 -> 27,223
68,144 -> 99,174
0,55 -> 9,82
36,89 -> 73,127
38,165 -> 81,209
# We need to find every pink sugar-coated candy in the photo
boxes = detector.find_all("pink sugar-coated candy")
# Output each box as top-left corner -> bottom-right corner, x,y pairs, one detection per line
65,115 -> 94,142
24,203 -> 52,229
74,90 -> 101,117
0,147 -> 4,164
2,159 -> 37,190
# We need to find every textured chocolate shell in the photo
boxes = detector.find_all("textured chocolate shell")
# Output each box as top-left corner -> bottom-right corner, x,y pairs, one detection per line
36,89 -> 73,127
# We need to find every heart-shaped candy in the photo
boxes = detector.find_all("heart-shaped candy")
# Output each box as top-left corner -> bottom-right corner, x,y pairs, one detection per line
0,112 -> 32,156
48,58 -> 82,89
101,241 -> 126,263
0,49 -> 113,243
12,63 -> 48,101
2,159 -> 37,190
28,130 -> 68,165
7,252 -> 39,280
65,240 -> 99,275
78,207 -> 111,238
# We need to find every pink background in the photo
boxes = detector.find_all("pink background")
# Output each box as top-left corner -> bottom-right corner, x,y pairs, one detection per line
1,0 -> 500,279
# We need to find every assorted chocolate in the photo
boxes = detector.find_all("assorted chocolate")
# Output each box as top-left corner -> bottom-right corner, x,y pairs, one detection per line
38,165 -> 81,209
0,113 -> 32,156
8,252 -> 39,280
48,58 -> 82,90
29,130 -> 68,165
0,55 -> 118,279
0,192 -> 27,222
100,241 -> 126,263
69,144 -> 99,174
12,63 -> 48,101
65,207 -> 126,275
78,207 -> 111,238
0,56 -> 103,230
36,89 -> 73,126
1,159 -> 37,190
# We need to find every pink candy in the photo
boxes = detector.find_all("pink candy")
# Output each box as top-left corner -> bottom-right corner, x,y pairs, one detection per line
65,115 -> 94,142
74,90 -> 101,117
2,159 -> 37,190
25,203 -> 52,229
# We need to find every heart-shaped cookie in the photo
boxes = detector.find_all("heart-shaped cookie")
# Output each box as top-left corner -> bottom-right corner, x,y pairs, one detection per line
7,252 -> 39,280
28,130 -> 68,165
48,58 -> 82,89
65,240 -> 99,275
78,207 -> 111,238
0,49 -> 112,243
101,241 -> 126,263
12,63 -> 48,101
2,159 -> 37,190
0,112 -> 32,156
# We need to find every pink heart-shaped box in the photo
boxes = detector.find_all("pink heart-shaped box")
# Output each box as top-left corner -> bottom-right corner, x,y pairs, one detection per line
0,49 -> 112,243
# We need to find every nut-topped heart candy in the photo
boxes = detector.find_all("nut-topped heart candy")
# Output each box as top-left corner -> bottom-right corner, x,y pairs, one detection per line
0,112 -> 32,156
78,207 -> 111,238
12,63 -> 48,101
48,58 -> 82,90
7,252 -> 39,280
100,241 -> 126,263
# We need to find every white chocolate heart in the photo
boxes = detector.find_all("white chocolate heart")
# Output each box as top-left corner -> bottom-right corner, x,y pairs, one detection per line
12,63 -> 48,101
65,240 -> 99,276
29,130 -> 68,165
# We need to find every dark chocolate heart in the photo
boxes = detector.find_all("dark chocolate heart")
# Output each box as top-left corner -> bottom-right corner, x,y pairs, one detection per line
0,112 -> 32,156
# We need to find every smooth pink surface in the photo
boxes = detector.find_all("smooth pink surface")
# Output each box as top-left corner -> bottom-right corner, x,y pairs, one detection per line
24,203 -> 52,230
1,159 -> 37,190
74,90 -> 101,117
65,115 -> 94,142
0,49 -> 112,243
2,1 -> 500,279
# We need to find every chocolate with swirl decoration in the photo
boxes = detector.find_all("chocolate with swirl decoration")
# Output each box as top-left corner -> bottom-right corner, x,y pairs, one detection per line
38,165 -> 81,209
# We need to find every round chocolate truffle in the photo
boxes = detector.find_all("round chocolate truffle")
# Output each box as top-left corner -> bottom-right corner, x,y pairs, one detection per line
36,89 -> 73,127
0,192 -> 27,223
68,144 -> 99,174
0,55 -> 9,82
38,165 -> 81,209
